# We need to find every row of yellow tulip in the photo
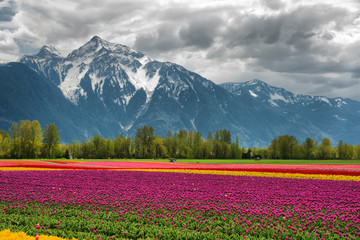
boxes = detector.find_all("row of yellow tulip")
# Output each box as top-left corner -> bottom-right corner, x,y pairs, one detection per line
114,168 -> 360,181
0,229 -> 78,240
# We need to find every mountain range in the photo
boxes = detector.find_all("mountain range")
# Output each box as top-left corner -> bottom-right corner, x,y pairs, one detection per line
0,36 -> 359,147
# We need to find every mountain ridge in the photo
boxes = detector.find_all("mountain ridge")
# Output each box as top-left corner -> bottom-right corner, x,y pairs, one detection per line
0,36 -> 358,146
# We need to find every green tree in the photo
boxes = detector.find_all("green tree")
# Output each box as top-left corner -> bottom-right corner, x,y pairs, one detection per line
337,140 -> 344,159
63,149 -> 70,159
302,137 -> 316,159
153,137 -> 167,158
15,120 -> 43,158
200,138 -> 213,159
100,138 -> 114,159
134,126 -> 155,158
192,132 -> 203,159
114,135 -> 131,159
9,122 -> 20,158
269,135 -> 299,159
30,120 -> 43,158
43,123 -> 60,158
0,130 -> 11,158
269,138 -> 279,159
343,143 -> 353,160
317,138 -> 332,159
69,140 -> 81,159
80,140 -> 91,158
87,135 -> 114,159
355,145 -> 360,160
164,131 -> 176,158
19,120 -> 32,158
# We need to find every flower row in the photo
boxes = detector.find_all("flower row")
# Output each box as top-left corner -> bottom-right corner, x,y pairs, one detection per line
118,168 -> 360,181
0,229 -> 77,240
1,170 -> 360,239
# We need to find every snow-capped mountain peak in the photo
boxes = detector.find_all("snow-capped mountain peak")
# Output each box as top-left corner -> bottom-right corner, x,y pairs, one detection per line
38,45 -> 62,58
219,79 -> 353,109
67,36 -> 114,61
2,37 -> 360,146
20,36 -> 163,105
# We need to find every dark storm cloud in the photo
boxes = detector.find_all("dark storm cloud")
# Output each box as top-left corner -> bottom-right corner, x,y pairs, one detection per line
131,2 -> 360,100
286,73 -> 358,89
134,24 -> 182,53
261,0 -> 286,10
220,4 -> 356,75
224,4 -> 349,47
20,1 -> 149,44
179,17 -> 221,49
1,0 -> 360,100
277,73 -> 360,100
0,0 -> 18,22
134,5 -> 225,53
134,19 -> 221,53
224,16 -> 283,46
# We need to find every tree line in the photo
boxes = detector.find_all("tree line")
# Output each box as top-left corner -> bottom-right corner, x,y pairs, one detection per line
0,120 -> 61,159
266,135 -> 360,160
0,121 -> 359,159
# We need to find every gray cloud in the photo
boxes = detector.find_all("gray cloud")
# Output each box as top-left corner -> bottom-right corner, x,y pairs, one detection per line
134,6 -> 224,53
0,0 -> 360,100
19,1 -> 149,46
134,24 -> 182,53
219,4 -> 358,78
262,0 -> 286,10
276,73 -> 360,100
0,0 -> 18,22
179,17 -> 221,49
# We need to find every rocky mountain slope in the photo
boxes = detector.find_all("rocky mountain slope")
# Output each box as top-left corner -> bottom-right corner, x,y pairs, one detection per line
0,36 -> 358,146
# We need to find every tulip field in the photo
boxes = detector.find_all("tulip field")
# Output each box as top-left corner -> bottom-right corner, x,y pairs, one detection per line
1,160 -> 360,239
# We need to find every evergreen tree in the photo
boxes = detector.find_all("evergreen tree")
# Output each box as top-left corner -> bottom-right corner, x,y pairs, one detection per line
63,149 -> 70,159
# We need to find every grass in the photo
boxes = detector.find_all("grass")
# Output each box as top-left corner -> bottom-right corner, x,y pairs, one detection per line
1,159 -> 360,164
175,159 -> 360,164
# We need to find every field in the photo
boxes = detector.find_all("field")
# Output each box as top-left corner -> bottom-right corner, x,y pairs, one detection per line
2,159 -> 360,164
1,160 -> 360,239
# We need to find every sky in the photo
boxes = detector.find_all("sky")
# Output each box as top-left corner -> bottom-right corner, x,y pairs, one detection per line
0,0 -> 360,100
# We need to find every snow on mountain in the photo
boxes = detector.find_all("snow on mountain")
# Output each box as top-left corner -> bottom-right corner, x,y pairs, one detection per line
0,36 -> 357,146
220,80 -> 360,144
220,80 -> 345,108
18,36 -> 251,144
21,36 -> 160,105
